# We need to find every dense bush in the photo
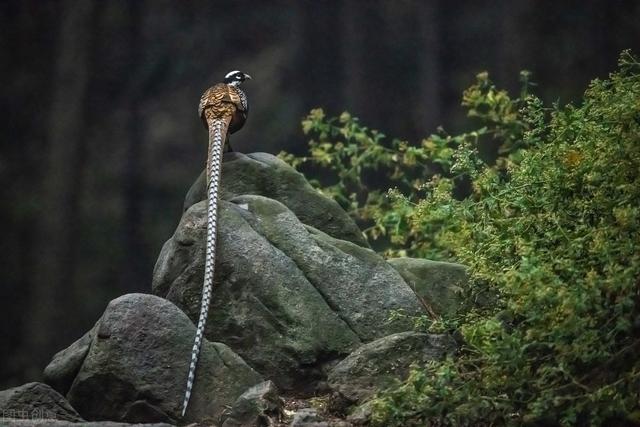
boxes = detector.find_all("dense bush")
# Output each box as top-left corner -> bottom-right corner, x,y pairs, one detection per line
281,51 -> 640,426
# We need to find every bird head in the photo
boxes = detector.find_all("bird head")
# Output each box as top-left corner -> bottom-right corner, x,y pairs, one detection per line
224,70 -> 252,86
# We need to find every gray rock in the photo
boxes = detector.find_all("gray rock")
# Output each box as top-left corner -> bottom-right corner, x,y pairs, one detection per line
290,408 -> 327,427
44,326 -> 95,395
287,408 -> 352,427
153,196 -> 423,392
233,197 -> 421,342
328,332 -> 456,403
388,258 -> 468,317
221,380 -> 282,427
0,382 -> 83,422
154,199 -> 360,392
184,152 -> 369,248
346,400 -> 373,426
63,293 -> 262,424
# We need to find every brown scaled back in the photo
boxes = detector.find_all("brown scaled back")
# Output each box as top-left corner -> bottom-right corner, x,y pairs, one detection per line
198,83 -> 247,134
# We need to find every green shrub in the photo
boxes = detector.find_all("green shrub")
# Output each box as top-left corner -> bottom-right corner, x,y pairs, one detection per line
281,51 -> 640,426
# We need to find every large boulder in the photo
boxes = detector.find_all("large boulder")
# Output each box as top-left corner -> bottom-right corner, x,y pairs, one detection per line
48,293 -> 262,424
183,152 -> 369,248
388,258 -> 468,317
327,332 -> 456,404
0,382 -> 83,422
153,194 -> 424,392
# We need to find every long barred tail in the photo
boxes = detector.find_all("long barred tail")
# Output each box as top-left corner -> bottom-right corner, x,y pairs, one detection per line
181,117 -> 228,417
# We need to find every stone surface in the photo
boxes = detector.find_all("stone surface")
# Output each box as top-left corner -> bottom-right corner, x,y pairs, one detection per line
184,152 -> 369,248
0,382 -> 83,422
328,331 -> 456,404
388,257 -> 468,316
60,293 -> 262,424
44,327 -> 94,395
32,152 -> 469,426
287,408 -> 353,427
221,380 -> 283,427
153,195 -> 423,392
346,401 -> 373,426
289,408 -> 326,427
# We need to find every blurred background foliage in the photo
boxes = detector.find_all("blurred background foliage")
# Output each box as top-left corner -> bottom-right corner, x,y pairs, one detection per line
1,0 -> 639,391
282,52 -> 640,425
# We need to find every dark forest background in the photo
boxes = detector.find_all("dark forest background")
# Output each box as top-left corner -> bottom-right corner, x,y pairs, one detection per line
1,0 -> 639,388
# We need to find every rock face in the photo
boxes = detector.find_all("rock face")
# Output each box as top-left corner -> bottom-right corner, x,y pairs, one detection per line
221,380 -> 282,427
0,382 -> 83,422
27,151 -> 468,426
327,332 -> 456,404
287,408 -> 352,427
289,408 -> 326,427
153,193 -> 424,391
48,293 -> 262,424
388,258 -> 468,317
184,152 -> 369,248
44,327 -> 94,395
346,400 -> 374,426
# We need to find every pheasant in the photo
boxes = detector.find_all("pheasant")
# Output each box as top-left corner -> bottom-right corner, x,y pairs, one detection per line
182,70 -> 251,417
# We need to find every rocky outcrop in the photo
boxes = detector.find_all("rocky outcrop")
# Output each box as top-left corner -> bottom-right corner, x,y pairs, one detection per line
184,152 -> 368,248
151,152 -> 449,416
46,293 -> 262,424
15,151 -> 470,426
0,382 -> 83,422
327,332 -> 456,404
388,258 -> 468,316
153,194 -> 424,392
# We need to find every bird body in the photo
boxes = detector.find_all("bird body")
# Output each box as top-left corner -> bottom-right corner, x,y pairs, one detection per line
198,82 -> 248,136
182,70 -> 251,418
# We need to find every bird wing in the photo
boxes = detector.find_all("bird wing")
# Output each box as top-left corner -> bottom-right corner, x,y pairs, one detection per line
199,83 -> 244,121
